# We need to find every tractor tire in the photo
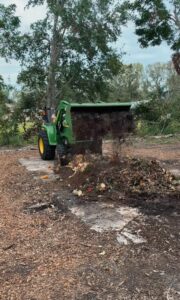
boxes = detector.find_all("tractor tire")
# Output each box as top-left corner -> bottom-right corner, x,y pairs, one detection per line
38,130 -> 55,160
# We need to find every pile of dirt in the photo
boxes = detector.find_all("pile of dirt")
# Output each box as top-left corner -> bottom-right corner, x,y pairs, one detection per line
67,156 -> 175,200
72,111 -> 134,141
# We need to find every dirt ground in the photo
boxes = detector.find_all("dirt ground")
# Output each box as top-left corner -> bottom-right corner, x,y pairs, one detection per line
122,138 -> 180,161
0,139 -> 180,300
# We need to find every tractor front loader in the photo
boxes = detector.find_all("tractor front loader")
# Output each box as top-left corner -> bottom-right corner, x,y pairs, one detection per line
38,100 -> 134,162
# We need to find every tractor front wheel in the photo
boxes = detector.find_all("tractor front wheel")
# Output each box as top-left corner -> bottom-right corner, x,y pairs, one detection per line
38,130 -> 55,160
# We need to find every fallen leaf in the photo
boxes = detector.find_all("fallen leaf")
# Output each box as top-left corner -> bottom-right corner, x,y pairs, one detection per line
40,175 -> 49,180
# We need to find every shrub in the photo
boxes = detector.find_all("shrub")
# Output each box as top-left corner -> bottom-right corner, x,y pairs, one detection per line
134,97 -> 180,136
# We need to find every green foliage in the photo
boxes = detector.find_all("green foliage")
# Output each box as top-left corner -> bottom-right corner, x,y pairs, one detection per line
109,64 -> 144,102
126,61 -> 180,136
134,97 -> 180,136
0,4 -> 21,60
17,0 -> 129,104
0,134 -> 24,147
0,1 -> 179,141
12,90 -> 43,139
143,63 -> 171,100
125,0 -> 180,75
131,0 -> 180,52
108,62 -> 180,103
0,78 -> 19,145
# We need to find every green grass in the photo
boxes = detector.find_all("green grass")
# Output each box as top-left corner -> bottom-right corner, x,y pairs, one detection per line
0,133 -> 39,147
136,120 -> 180,137
0,134 -> 24,147
134,120 -> 180,145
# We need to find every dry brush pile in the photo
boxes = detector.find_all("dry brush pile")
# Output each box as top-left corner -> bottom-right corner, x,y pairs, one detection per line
64,155 -> 176,201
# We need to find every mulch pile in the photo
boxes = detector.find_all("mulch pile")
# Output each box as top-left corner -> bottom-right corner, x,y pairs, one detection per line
67,156 -> 175,200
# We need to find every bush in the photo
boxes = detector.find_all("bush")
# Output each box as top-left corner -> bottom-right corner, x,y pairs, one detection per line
134,97 -> 180,136
0,93 -> 19,145
0,100 -> 42,147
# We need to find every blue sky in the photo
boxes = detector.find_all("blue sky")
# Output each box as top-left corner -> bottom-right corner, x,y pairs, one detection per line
0,0 -> 172,86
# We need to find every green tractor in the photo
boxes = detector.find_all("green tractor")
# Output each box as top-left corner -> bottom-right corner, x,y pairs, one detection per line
38,100 -> 134,161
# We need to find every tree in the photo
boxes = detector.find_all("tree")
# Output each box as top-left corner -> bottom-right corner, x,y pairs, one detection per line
130,0 -> 180,74
17,0 -> 129,107
109,64 -> 144,102
166,62 -> 180,98
143,61 -> 180,101
109,61 -> 180,103
144,63 -> 170,100
0,4 -> 21,60
0,75 -> 18,144
133,61 -> 180,135
0,75 -> 5,92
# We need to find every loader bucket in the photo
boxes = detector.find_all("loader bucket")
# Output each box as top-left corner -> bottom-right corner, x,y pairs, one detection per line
70,102 -> 134,142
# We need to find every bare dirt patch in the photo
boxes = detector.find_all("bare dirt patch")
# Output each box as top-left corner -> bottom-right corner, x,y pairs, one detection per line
121,138 -> 180,161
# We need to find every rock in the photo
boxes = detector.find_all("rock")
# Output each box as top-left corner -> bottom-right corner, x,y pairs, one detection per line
97,183 -> 106,191
172,180 -> 180,186
169,169 -> 180,180
117,234 -> 129,245
73,189 -> 83,197
122,230 -> 147,244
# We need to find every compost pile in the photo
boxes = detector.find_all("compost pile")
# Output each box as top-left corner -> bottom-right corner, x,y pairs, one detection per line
68,156 -> 174,199
71,111 -> 134,141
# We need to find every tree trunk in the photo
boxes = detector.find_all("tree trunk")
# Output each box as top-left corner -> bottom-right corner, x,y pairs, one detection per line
47,12 -> 59,110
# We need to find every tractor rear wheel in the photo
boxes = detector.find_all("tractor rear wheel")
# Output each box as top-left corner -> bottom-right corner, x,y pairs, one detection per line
38,130 -> 55,160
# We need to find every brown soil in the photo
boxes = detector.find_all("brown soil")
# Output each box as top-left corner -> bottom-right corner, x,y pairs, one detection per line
122,140 -> 180,161
0,141 -> 180,299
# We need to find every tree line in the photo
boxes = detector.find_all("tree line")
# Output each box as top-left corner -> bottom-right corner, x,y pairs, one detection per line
0,0 -> 179,143
0,0 -> 179,106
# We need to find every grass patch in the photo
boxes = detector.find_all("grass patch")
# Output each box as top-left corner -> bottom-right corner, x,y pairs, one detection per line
0,134 -> 24,147
0,127 -> 38,147
136,120 -> 180,137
